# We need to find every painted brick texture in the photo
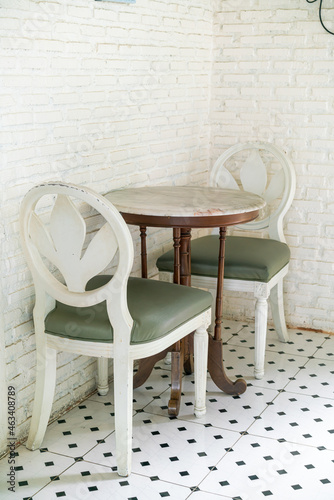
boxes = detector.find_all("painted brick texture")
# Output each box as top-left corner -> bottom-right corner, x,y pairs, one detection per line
1,0 -> 334,454
0,0 -> 213,447
212,0 -> 334,332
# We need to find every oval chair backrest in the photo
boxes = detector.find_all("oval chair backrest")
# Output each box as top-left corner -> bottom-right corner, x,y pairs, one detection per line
210,142 -> 296,242
20,182 -> 134,339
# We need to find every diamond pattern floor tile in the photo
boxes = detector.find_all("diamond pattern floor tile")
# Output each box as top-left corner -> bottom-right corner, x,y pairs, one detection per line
32,460 -> 192,500
38,399 -> 117,458
0,446 -> 74,500
228,325 -> 327,358
145,375 -> 279,433
1,320 -> 333,500
284,357 -> 334,399
199,434 -> 334,499
85,412 -> 240,488
222,345 -> 306,391
313,335 -> 334,360
248,390 -> 334,449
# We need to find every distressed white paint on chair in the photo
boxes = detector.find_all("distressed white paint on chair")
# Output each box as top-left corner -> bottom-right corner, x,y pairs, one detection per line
21,182 -> 211,477
158,142 -> 296,379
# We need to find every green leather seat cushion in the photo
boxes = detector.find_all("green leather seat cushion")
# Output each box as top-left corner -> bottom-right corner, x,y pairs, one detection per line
156,235 -> 290,283
45,275 -> 212,344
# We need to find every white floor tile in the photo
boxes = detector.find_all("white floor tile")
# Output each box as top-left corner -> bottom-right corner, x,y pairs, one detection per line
0,446 -> 73,500
313,335 -> 334,360
228,325 -> 327,358
284,357 -> 334,399
248,390 -> 334,449
85,412 -> 240,488
199,434 -> 334,499
32,461 -> 192,500
39,400 -> 116,458
222,345 -> 307,391
145,375 -> 279,433
2,321 -> 333,500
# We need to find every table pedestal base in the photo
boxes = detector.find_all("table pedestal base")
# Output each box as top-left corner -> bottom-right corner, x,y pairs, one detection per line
208,335 -> 247,395
133,224 -> 247,416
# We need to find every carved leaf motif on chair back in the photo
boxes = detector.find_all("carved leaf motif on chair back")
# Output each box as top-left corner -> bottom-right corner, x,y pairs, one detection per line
210,142 -> 295,242
29,194 -> 119,293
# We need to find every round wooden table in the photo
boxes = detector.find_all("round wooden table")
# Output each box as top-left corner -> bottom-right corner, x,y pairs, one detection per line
105,186 -> 266,415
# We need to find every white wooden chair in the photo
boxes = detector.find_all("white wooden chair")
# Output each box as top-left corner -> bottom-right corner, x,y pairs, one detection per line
157,142 -> 295,379
21,182 -> 211,477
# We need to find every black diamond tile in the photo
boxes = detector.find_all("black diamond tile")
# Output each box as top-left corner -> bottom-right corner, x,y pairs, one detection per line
219,480 -> 229,486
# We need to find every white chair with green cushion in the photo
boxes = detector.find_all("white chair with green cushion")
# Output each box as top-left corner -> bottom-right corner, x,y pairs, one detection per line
21,182 -> 211,477
157,142 -> 295,380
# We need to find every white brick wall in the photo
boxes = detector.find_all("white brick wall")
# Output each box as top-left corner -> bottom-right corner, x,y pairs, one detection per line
1,0 -> 334,456
212,0 -> 334,332
0,0 -> 213,451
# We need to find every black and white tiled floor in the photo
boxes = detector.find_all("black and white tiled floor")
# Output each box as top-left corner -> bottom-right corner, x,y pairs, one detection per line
1,320 -> 334,499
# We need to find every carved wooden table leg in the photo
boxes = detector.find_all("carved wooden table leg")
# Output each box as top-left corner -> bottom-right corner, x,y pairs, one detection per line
168,339 -> 184,416
180,228 -> 194,375
208,227 -> 247,395
132,226 -> 153,388
168,228 -> 188,415
140,225 -> 148,278
133,348 -> 170,389
173,228 -> 181,284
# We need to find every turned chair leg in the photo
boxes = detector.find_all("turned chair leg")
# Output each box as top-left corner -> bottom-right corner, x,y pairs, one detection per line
194,324 -> 209,417
26,345 -> 57,450
270,280 -> 289,343
254,295 -> 268,380
113,357 -> 133,477
97,357 -> 109,396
